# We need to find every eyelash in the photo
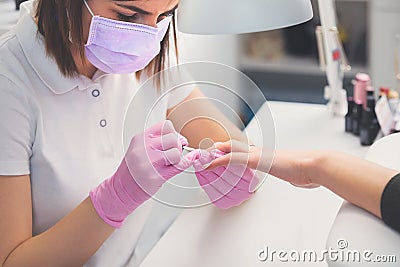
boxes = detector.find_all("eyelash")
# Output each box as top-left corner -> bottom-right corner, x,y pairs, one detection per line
117,11 -> 174,22
117,13 -> 138,21
161,11 -> 175,18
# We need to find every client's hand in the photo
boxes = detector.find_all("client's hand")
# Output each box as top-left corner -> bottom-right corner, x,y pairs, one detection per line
209,140 -> 320,189
194,148 -> 259,209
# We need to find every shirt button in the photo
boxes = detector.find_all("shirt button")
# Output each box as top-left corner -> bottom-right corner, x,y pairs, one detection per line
100,119 -> 107,127
92,89 -> 100,97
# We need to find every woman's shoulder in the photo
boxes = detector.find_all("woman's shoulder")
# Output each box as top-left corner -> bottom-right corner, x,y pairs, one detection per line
0,31 -> 37,98
0,42 -> 35,115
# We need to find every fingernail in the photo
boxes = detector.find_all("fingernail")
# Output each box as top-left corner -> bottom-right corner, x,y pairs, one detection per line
211,149 -> 225,159
179,135 -> 188,147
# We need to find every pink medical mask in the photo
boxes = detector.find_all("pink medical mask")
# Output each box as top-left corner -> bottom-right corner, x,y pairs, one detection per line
83,0 -> 172,74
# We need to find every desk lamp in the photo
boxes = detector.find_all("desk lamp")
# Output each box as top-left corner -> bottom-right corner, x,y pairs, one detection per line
316,0 -> 351,116
177,0 -> 313,35
178,0 -> 350,117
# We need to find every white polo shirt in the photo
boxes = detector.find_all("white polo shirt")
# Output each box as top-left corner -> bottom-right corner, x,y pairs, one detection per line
0,2 -> 192,266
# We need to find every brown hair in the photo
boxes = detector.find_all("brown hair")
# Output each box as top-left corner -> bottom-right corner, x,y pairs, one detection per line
34,0 -> 178,81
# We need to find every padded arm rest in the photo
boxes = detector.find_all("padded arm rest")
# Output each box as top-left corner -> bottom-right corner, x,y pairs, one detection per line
327,202 -> 400,267
327,133 -> 400,267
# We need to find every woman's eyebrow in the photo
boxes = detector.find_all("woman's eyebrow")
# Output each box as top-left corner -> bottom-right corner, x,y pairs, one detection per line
161,4 -> 178,15
113,1 -> 152,15
113,1 -> 178,16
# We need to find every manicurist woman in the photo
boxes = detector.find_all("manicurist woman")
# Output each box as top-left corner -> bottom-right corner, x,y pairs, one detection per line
0,0 -> 257,266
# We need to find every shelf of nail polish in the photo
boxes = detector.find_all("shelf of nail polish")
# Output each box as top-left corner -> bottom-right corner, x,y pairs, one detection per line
344,72 -> 400,146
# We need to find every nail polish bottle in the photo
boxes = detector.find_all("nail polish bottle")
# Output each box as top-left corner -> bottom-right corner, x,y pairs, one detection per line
368,89 -> 381,139
352,73 -> 370,136
345,97 -> 354,133
360,89 -> 380,146
354,73 -> 370,108
352,103 -> 362,136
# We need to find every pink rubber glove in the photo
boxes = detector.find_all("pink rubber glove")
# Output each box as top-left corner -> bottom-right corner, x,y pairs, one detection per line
194,149 -> 259,209
90,120 -> 195,228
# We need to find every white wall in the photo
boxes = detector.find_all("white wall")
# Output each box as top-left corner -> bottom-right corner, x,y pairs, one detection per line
369,0 -> 400,91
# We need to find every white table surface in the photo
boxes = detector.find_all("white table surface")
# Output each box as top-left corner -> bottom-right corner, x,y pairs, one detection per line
140,101 -> 370,267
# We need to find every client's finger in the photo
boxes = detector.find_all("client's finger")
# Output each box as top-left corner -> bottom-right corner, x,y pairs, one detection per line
214,140 -> 252,153
207,152 -> 252,170
291,183 -> 320,189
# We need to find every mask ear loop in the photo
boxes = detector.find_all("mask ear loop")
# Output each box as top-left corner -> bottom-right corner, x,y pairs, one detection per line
83,0 -> 95,17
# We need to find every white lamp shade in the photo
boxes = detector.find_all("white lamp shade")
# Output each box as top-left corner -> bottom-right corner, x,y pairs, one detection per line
177,0 -> 314,35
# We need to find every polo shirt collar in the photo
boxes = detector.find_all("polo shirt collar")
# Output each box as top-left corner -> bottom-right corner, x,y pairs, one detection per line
15,2 -> 110,95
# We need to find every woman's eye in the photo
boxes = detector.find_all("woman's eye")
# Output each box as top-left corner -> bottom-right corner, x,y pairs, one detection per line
159,11 -> 174,20
165,11 -> 174,17
117,13 -> 138,22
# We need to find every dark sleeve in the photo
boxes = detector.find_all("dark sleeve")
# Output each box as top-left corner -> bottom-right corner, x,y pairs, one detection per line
381,173 -> 400,233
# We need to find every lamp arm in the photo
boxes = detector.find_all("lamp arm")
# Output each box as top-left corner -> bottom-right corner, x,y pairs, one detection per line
317,0 -> 350,116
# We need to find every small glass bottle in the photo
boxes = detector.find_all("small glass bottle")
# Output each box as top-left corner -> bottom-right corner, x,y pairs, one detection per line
352,103 -> 362,136
360,89 -> 380,146
352,73 -> 370,136
345,97 -> 354,133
